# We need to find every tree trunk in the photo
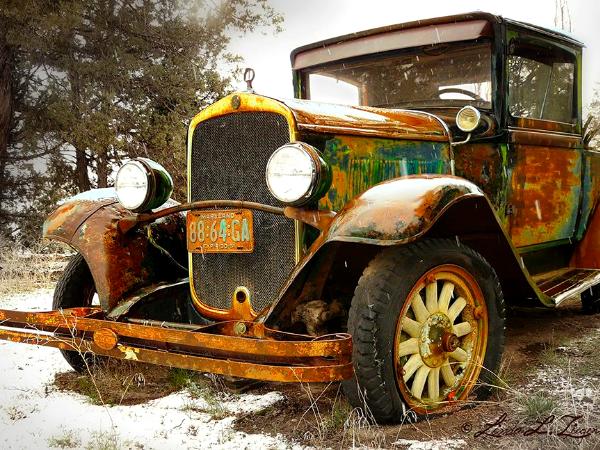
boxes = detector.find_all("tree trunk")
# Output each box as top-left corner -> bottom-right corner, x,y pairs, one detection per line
75,148 -> 91,191
97,148 -> 108,188
68,67 -> 91,192
0,31 -> 12,199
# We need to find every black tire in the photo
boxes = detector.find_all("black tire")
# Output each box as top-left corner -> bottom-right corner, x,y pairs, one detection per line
342,239 -> 506,423
53,253 -> 103,373
581,288 -> 600,314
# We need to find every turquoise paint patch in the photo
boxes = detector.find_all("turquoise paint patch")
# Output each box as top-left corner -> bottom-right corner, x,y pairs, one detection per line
322,136 -> 451,211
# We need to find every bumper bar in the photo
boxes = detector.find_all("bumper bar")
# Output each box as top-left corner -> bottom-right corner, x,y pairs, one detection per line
0,308 -> 353,383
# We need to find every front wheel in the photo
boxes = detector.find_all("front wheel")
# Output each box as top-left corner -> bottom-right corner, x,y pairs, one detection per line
343,239 -> 506,423
53,253 -> 103,373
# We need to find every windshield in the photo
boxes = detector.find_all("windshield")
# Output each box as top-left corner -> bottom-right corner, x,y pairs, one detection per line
303,42 -> 492,109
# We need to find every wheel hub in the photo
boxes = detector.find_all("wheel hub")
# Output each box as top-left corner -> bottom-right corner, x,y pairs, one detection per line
442,331 -> 460,353
419,312 -> 454,368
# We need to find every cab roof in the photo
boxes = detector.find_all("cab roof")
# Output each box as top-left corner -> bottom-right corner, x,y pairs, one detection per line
290,12 -> 583,68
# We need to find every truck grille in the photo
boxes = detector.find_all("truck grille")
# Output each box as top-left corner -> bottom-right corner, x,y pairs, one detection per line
189,112 -> 295,312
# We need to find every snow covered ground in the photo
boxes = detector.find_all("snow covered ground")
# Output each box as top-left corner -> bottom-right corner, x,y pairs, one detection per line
0,289 -> 295,450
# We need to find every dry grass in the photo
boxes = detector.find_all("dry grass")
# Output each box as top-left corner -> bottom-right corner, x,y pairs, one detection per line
54,360 -> 181,406
301,384 -> 387,448
170,369 -> 234,420
0,242 -> 71,296
84,431 -> 133,450
48,430 -> 81,449
234,382 -> 388,448
466,331 -> 600,450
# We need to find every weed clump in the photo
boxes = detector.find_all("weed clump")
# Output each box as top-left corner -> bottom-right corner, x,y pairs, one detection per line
0,243 -> 70,296
54,360 -> 178,405
516,391 -> 558,421
48,430 -> 80,449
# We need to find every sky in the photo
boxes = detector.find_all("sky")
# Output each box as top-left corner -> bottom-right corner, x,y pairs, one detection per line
228,0 -> 600,111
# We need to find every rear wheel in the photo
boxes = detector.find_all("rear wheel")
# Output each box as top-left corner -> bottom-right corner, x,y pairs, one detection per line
343,239 -> 505,422
53,253 -> 103,372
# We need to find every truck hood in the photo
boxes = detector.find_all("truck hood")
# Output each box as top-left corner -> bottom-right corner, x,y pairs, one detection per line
279,97 -> 450,142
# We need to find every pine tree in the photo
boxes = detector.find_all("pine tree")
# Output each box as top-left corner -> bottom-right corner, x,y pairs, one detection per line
0,0 -> 282,244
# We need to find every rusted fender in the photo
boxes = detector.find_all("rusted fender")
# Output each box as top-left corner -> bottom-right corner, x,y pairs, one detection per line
324,175 -> 482,244
323,176 -> 546,303
43,189 -> 186,311
266,175 -> 547,325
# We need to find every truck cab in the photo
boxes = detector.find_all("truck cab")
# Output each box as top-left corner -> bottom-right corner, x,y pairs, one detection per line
287,12 -> 600,309
293,11 -> 589,265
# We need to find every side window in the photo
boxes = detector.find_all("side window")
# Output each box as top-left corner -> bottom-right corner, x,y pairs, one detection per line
508,41 -> 575,124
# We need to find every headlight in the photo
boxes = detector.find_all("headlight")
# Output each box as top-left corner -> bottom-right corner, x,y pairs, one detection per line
265,142 -> 331,206
115,158 -> 173,212
455,106 -> 481,133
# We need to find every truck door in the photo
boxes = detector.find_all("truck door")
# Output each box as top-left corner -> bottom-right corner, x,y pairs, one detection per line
505,35 -> 582,249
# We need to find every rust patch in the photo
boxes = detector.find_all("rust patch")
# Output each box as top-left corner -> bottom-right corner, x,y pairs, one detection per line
453,143 -> 507,213
319,135 -> 452,212
326,175 -> 483,243
514,117 -> 577,134
45,199 -> 186,310
510,129 -> 581,148
0,307 -> 353,383
571,205 -> 600,269
281,98 -> 450,141
508,145 -> 581,247
93,328 -> 118,350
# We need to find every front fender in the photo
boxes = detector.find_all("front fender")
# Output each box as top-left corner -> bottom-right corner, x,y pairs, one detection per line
44,189 -> 186,310
325,175 -> 483,244
265,175 -> 546,326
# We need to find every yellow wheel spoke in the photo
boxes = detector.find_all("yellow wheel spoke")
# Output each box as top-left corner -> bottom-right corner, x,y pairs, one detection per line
425,281 -> 438,313
454,321 -> 472,337
449,347 -> 468,362
411,293 -> 429,323
438,282 -> 454,314
402,317 -> 421,338
411,365 -> 431,399
402,353 -> 423,382
398,337 -> 419,357
448,297 -> 466,323
441,359 -> 456,386
427,367 -> 440,401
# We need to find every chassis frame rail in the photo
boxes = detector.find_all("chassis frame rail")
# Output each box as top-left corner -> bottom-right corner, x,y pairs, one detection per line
0,308 -> 353,383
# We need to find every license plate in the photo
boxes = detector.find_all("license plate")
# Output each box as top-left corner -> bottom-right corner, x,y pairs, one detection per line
187,209 -> 254,253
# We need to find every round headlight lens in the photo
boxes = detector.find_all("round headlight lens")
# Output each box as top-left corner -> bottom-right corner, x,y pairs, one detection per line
266,142 -> 330,205
115,158 -> 173,212
266,144 -> 316,204
456,106 -> 481,132
115,161 -> 149,211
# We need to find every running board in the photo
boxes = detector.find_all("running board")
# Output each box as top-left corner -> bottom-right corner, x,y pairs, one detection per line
532,268 -> 600,306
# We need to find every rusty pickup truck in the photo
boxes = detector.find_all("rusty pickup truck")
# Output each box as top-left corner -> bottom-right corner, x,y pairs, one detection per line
2,12 -> 599,422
